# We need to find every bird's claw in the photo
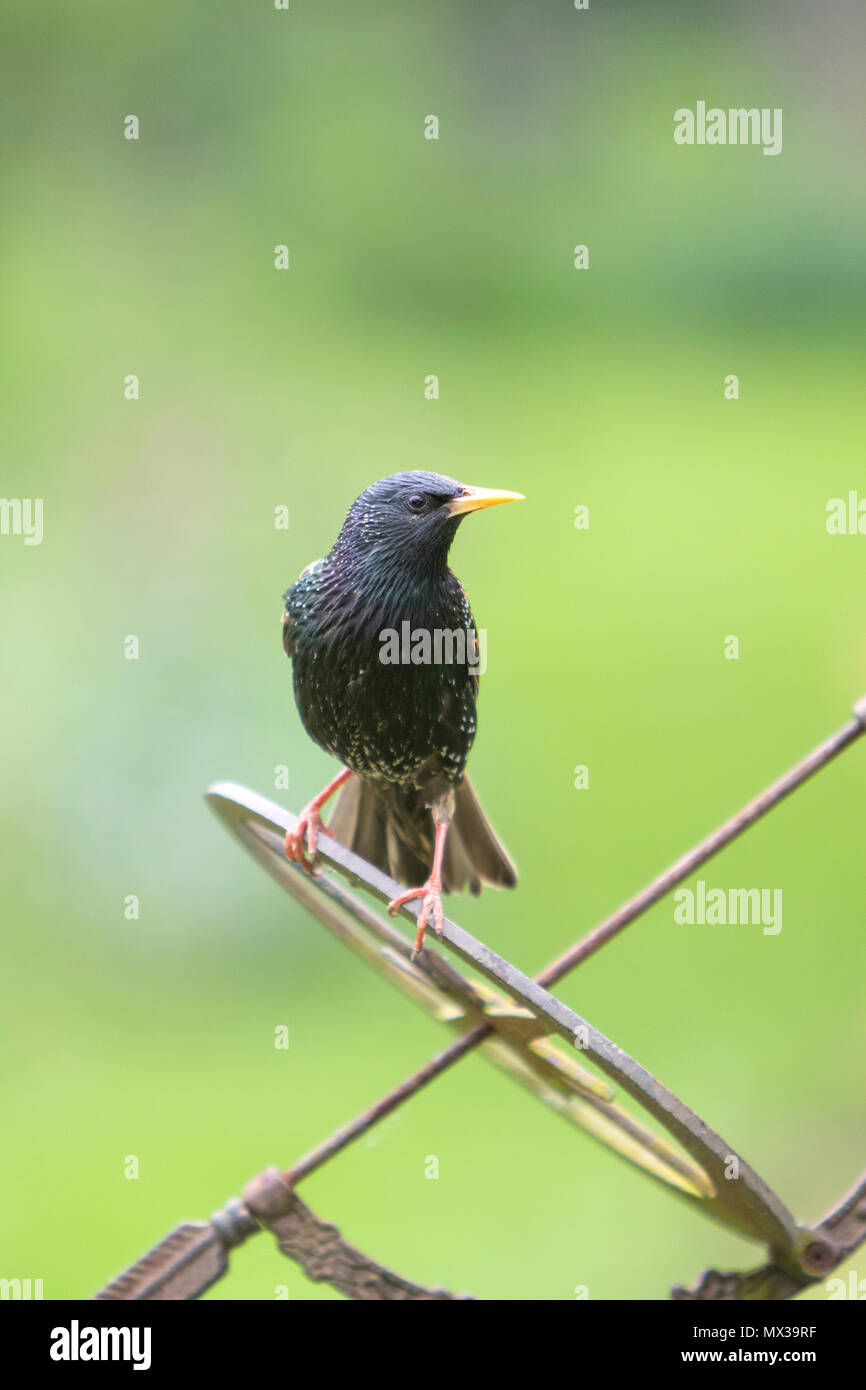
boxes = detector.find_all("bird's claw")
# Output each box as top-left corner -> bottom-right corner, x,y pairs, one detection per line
387,877 -> 444,957
284,805 -> 325,874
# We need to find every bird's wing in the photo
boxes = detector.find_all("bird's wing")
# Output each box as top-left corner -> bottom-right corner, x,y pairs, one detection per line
281,558 -> 325,658
426,580 -> 480,784
458,583 -> 480,700
281,607 -> 296,658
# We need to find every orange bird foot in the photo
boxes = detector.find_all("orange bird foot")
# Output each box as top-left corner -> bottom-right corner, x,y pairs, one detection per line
387,876 -> 444,957
284,804 -> 326,874
283,768 -> 353,873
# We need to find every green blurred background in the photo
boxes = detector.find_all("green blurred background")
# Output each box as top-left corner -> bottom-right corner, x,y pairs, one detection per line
2,1 -> 864,1301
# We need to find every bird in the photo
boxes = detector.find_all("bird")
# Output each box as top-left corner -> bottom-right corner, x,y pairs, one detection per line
281,470 -> 522,955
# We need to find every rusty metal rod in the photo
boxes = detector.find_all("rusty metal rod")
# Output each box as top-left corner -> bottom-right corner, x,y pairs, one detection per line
538,706 -> 866,988
286,1027 -> 485,1184
285,702 -> 866,1187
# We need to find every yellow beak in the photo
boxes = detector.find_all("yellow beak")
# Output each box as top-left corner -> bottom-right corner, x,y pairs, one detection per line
448,485 -> 525,517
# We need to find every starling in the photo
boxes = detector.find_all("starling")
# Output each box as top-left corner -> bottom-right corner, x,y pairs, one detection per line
282,471 -> 522,954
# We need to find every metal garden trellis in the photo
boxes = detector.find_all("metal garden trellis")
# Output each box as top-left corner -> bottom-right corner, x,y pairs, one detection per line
95,695 -> 866,1301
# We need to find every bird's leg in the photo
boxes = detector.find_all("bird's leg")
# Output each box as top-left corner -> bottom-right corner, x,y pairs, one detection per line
284,766 -> 354,873
387,795 -> 452,958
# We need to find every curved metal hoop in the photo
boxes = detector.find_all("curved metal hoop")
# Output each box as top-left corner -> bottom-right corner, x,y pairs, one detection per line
208,781 -> 807,1261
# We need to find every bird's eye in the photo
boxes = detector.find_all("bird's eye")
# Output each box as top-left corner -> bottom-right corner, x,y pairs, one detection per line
407,494 -> 426,513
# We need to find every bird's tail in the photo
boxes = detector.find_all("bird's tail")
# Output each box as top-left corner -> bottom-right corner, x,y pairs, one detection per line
327,774 -> 517,895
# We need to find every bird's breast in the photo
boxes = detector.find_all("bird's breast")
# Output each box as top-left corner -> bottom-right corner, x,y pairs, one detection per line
292,617 -> 477,788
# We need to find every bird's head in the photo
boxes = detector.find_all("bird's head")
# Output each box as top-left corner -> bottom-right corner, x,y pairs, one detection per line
331,471 -> 524,581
